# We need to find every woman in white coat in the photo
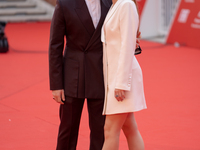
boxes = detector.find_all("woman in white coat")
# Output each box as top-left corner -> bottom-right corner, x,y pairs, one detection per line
101,0 -> 147,149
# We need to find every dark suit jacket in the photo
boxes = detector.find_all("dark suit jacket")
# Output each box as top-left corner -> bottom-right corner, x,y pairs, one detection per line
49,0 -> 112,99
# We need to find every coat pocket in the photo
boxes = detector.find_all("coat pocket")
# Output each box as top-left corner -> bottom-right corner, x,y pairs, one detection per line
64,58 -> 79,97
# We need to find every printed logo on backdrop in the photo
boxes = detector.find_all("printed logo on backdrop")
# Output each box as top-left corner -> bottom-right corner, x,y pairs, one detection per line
166,0 -> 200,49
191,11 -> 200,29
178,9 -> 190,23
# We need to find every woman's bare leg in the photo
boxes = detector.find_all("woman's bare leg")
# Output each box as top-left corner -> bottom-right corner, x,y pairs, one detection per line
122,113 -> 144,150
102,113 -> 128,150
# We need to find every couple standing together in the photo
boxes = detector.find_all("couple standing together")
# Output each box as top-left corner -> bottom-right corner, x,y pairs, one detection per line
49,0 -> 147,149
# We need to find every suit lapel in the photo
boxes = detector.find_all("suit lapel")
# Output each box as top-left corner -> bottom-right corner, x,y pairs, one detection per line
85,0 -> 110,51
75,0 -> 95,36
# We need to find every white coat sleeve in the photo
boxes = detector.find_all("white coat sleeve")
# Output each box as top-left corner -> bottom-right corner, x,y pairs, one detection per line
115,1 -> 139,91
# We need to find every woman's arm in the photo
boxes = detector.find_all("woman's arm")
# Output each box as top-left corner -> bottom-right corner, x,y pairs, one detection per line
115,1 -> 139,92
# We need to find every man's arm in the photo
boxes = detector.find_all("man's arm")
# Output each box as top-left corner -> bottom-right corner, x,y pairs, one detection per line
49,0 -> 66,104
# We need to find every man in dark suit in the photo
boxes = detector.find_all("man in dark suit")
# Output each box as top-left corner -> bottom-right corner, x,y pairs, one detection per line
49,0 -> 112,149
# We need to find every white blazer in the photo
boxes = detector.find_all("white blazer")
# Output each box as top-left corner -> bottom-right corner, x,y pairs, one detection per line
101,0 -> 146,115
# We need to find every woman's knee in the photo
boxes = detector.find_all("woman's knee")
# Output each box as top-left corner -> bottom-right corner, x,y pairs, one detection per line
122,113 -> 139,135
104,114 -> 126,139
104,121 -> 119,139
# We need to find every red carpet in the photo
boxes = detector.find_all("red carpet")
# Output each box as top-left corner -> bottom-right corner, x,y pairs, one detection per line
0,22 -> 200,150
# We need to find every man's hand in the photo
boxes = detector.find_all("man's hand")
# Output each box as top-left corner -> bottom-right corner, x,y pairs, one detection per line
136,31 -> 141,49
137,31 -> 141,39
115,89 -> 125,101
52,89 -> 65,104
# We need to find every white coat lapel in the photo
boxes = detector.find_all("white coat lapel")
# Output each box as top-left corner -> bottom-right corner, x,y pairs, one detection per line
103,0 -> 124,25
101,0 -> 124,43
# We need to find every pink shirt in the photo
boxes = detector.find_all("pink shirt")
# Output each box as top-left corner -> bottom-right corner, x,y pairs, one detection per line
85,0 -> 101,28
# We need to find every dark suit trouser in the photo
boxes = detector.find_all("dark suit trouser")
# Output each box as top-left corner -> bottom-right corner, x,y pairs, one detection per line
56,97 -> 105,150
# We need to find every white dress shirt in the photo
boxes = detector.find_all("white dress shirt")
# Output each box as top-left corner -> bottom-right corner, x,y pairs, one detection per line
85,0 -> 101,28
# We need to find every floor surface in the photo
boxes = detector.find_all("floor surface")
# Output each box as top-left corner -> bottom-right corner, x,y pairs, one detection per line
0,22 -> 200,150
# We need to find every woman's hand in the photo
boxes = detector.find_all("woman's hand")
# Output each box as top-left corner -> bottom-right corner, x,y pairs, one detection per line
115,89 -> 125,101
